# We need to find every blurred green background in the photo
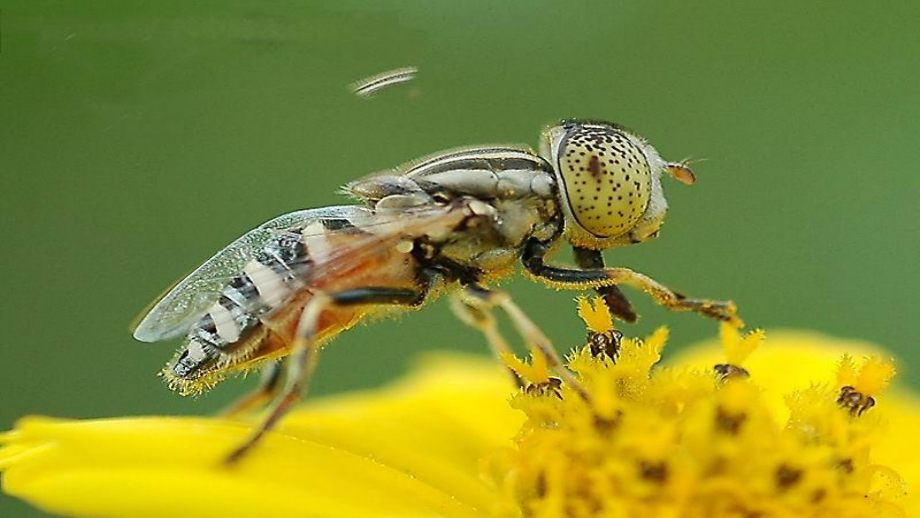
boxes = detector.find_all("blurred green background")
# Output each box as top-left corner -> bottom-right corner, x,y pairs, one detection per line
2,1 -> 919,515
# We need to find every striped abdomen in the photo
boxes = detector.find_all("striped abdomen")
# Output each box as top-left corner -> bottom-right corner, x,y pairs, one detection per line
173,226 -> 318,379
166,220 -> 421,394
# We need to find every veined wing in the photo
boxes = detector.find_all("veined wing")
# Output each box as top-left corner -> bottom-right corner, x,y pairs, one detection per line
131,203 -> 461,342
132,206 -> 373,342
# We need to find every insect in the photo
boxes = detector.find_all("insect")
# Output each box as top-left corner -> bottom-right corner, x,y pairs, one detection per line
132,119 -> 741,462
350,66 -> 418,98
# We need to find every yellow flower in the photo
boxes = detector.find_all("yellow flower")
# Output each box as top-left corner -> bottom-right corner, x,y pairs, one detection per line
496,300 -> 910,518
1,298 -> 918,517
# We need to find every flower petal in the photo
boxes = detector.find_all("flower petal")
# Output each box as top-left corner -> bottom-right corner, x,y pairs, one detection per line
0,354 -> 521,518
279,354 -> 524,511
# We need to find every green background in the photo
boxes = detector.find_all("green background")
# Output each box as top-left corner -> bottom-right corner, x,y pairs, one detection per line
2,1 -> 918,516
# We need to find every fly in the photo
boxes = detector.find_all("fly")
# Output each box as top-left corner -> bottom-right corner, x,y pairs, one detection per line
131,119 -> 742,463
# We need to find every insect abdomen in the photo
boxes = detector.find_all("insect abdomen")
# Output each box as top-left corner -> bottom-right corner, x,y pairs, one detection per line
172,230 -> 314,379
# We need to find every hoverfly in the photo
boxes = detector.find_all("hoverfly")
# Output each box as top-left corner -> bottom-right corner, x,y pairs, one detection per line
132,120 -> 741,462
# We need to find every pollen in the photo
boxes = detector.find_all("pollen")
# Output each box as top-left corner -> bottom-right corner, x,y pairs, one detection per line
489,299 -> 907,517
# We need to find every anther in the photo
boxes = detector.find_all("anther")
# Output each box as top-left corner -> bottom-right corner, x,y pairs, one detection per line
714,363 -> 750,381
837,386 -> 876,416
775,464 -> 803,490
588,330 -> 623,360
715,406 -> 747,435
525,377 -> 563,399
639,461 -> 669,484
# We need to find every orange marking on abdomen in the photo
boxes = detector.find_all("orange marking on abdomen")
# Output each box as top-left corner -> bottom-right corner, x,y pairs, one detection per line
227,246 -> 420,373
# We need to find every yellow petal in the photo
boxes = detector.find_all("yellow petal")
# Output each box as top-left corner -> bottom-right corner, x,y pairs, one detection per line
575,295 -> 613,333
855,355 -> 897,396
838,354 -> 859,387
0,353 -> 521,518
280,354 -> 524,510
500,351 -> 550,385
644,326 -> 670,356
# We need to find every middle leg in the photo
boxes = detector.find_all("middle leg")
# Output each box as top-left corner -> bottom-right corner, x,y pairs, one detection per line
219,361 -> 286,418
461,284 -> 591,402
449,296 -> 524,388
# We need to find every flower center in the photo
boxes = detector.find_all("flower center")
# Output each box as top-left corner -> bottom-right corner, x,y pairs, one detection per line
487,297 -> 905,518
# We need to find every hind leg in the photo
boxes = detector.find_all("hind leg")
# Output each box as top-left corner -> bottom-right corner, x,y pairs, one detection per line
224,287 -> 426,464
219,361 -> 286,418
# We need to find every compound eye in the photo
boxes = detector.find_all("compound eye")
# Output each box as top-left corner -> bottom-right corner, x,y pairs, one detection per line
556,124 -> 652,238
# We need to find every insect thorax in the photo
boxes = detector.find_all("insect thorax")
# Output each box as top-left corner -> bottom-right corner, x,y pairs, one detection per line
435,197 -> 561,274
350,145 -> 563,270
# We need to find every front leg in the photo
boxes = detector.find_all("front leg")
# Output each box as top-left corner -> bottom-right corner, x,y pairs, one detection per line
523,240 -> 743,326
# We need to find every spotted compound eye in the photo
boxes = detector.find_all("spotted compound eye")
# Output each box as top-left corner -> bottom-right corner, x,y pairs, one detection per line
557,125 -> 652,238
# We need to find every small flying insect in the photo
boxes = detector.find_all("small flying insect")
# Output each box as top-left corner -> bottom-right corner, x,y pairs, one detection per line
350,66 -> 418,98
132,119 -> 741,462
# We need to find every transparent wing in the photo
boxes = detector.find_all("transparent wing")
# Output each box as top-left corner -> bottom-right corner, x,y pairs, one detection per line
131,203 -> 458,342
133,206 -> 371,342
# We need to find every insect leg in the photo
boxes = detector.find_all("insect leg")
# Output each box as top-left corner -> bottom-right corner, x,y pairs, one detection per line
225,285 -> 427,464
524,240 -> 742,326
462,284 -> 590,402
327,287 -> 425,306
449,296 -> 524,388
572,246 -> 637,323
224,296 -> 325,465
219,361 -> 285,418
